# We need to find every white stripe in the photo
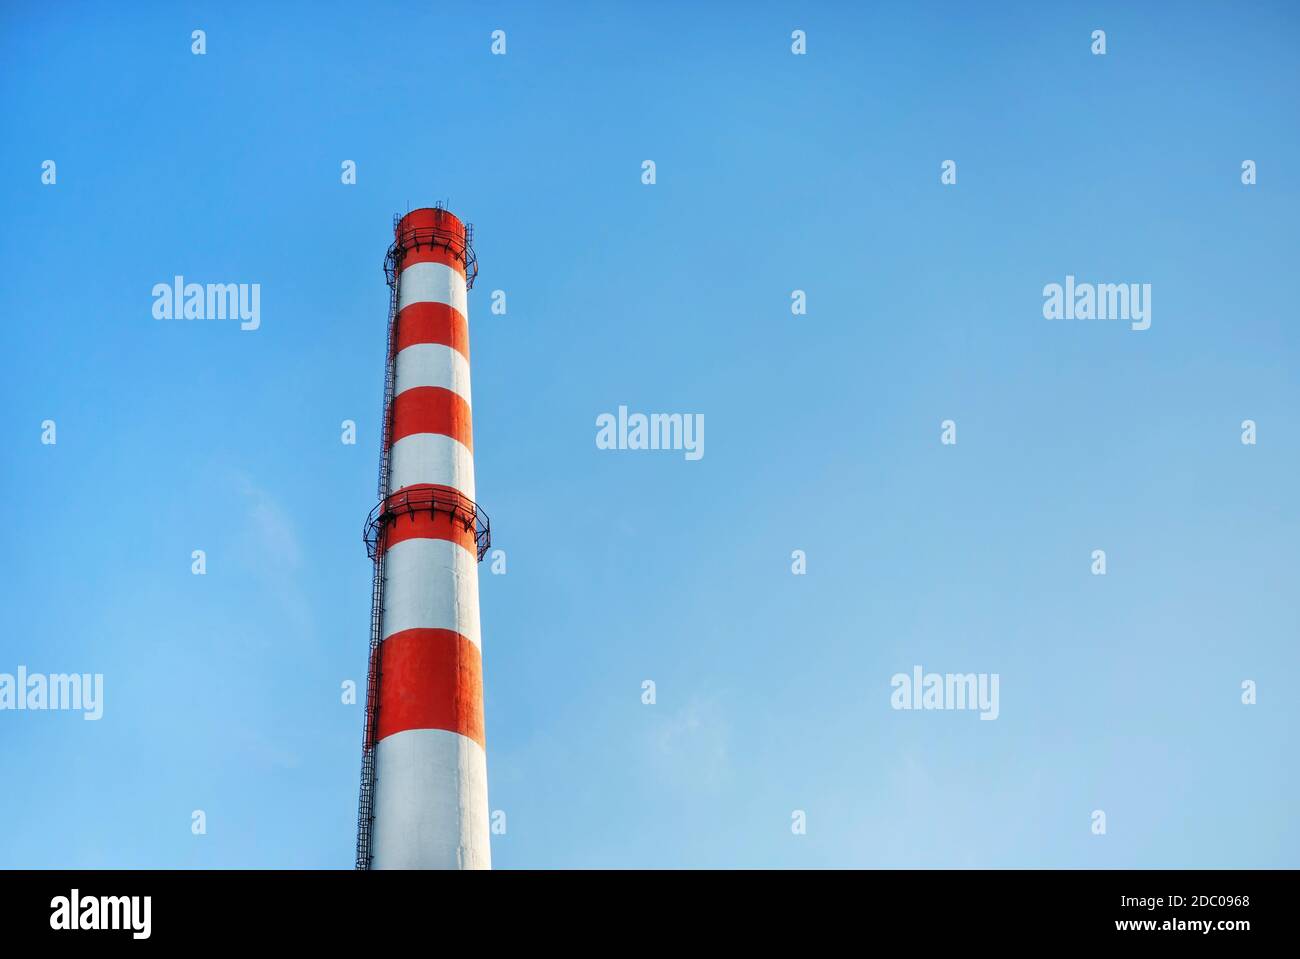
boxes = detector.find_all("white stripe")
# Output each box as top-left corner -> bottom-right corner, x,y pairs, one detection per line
389,433 -> 476,500
371,728 -> 491,870
382,537 -> 482,647
398,261 -> 468,318
394,342 -> 472,407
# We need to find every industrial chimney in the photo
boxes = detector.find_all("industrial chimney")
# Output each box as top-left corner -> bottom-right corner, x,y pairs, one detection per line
355,207 -> 491,870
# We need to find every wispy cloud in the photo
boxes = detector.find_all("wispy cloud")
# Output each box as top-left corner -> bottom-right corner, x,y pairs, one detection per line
649,695 -> 730,793
228,471 -> 313,641
233,472 -> 303,573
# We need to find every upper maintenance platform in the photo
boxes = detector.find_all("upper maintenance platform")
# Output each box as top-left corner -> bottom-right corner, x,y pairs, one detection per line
385,206 -> 478,289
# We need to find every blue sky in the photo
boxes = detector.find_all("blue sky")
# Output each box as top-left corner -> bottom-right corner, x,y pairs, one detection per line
2,1 -> 1297,868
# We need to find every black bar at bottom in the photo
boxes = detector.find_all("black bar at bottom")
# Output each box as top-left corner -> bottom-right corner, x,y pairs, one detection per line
0,868 -> 1285,945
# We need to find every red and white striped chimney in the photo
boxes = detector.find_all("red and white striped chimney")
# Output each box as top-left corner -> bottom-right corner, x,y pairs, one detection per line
357,207 -> 490,870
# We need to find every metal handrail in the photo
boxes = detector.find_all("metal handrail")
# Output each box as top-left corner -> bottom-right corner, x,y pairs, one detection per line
363,484 -> 491,562
384,222 -> 478,289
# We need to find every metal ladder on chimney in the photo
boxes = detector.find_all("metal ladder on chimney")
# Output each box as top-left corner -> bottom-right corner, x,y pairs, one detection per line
354,227 -> 403,870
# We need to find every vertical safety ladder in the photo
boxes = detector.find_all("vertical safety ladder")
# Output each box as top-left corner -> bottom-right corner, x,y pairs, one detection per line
354,218 -> 403,870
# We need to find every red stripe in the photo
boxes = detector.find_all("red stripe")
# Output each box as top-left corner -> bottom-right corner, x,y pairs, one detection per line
389,386 -> 473,450
376,628 -> 484,748
380,499 -> 479,555
394,208 -> 468,279
398,244 -> 466,277
395,302 -> 469,360
397,207 -> 466,241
